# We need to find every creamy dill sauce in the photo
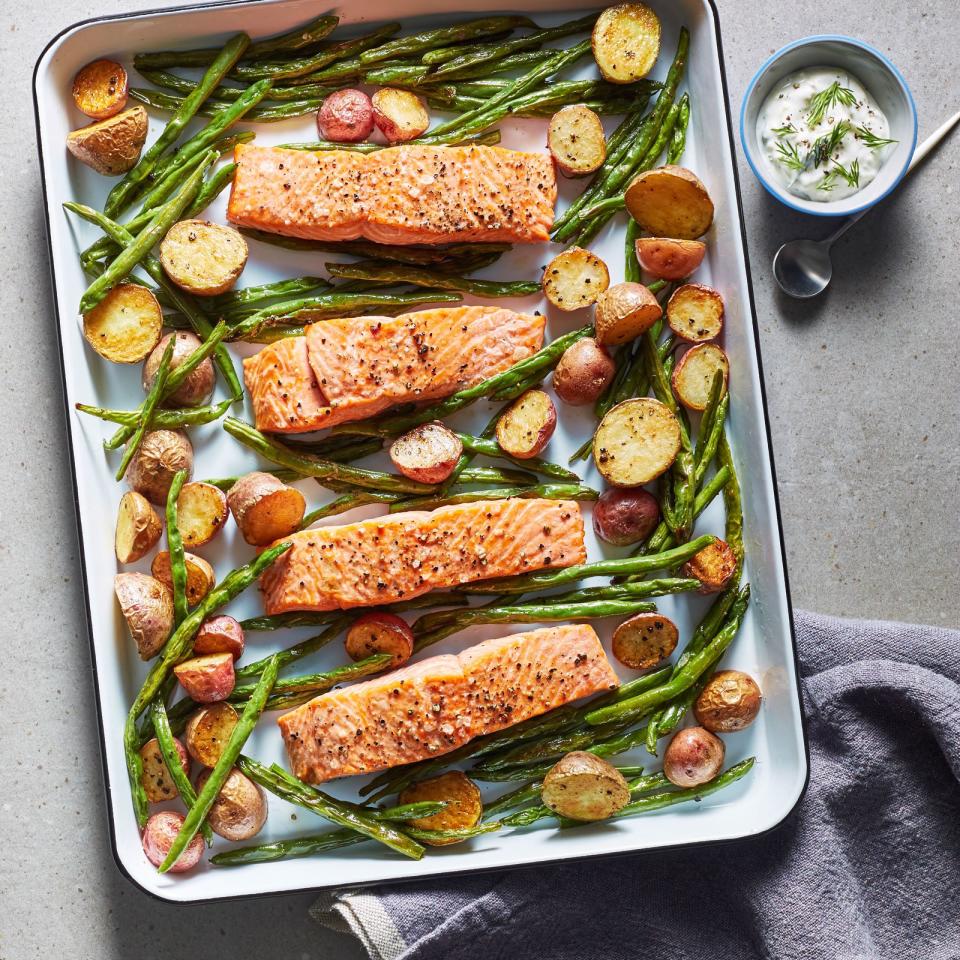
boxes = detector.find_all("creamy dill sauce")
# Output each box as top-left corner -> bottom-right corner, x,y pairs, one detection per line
757,67 -> 895,202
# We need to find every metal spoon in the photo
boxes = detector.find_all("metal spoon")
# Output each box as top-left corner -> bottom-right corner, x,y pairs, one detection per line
773,109 -> 960,298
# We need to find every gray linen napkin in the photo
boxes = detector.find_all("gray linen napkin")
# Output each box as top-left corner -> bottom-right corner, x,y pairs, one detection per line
313,610 -> 960,960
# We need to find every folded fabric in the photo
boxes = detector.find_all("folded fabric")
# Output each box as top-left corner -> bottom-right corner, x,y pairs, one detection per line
312,610 -> 960,960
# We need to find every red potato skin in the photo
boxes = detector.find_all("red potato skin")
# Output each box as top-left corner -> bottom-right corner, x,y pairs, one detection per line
318,89 -> 374,143
593,488 -> 661,546
663,726 -> 725,787
635,238 -> 706,280
193,615 -> 245,661
174,652 -> 236,703
141,811 -> 204,872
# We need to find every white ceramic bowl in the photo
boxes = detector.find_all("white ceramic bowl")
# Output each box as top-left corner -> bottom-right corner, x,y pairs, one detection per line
740,35 -> 917,217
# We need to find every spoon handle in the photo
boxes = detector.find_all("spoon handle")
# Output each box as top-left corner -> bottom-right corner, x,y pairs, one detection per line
826,109 -> 960,245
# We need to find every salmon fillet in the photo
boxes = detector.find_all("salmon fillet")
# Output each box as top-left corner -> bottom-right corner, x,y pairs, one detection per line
242,305 -> 545,433
278,625 -> 618,783
260,498 -> 586,614
227,143 -> 556,244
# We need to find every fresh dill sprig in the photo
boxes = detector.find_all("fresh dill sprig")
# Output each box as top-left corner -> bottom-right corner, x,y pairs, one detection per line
817,170 -> 839,192
807,81 -> 857,126
832,157 -> 860,188
774,139 -> 805,171
808,120 -> 850,168
771,122 -> 796,136
854,124 -> 897,149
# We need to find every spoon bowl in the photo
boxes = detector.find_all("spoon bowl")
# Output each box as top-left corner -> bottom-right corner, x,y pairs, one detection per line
772,239 -> 833,299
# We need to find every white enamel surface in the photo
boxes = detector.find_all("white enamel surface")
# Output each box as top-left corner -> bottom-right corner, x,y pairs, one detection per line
35,0 -> 806,902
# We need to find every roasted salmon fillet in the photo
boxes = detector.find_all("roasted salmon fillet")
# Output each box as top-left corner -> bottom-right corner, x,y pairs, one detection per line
227,143 -> 557,244
278,625 -> 619,783
242,305 -> 545,433
260,498 -> 586,614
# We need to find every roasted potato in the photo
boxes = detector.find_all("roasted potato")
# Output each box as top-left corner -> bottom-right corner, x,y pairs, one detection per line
548,105 -> 606,177
72,59 -> 129,120
625,166 -> 714,240
139,736 -> 190,804
176,481 -> 228,548
593,398 -> 680,487
318,89 -> 374,142
196,767 -> 268,841
593,487 -> 660,546
663,727 -> 725,788
66,104 -> 147,176
612,612 -> 679,670
541,751 -> 630,821
184,702 -> 239,767
126,429 -> 193,505
666,283 -> 725,342
592,3 -> 661,84
142,810 -> 204,872
682,538 -> 738,594
115,491 -> 162,564
389,422 -> 463,485
151,550 -> 215,607
114,572 -> 173,661
193,615 -> 245,662
672,342 -> 729,411
695,670 -> 762,733
496,389 -> 557,458
552,337 -> 616,406
159,219 -> 248,297
82,282 -> 162,364
142,331 -> 215,408
635,237 -> 706,280
594,281 -> 662,346
399,771 -> 482,846
174,652 -> 235,703
226,471 -> 306,546
372,88 -> 430,143
542,247 -> 609,311
345,612 -> 414,669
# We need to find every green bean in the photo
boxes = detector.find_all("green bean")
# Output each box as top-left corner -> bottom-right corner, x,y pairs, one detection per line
165,470 -> 189,624
625,218 -> 642,282
188,161 -> 237,215
151,698 -> 214,844
392,483 -> 594,516
211,276 -> 331,313
235,616 -> 351,680
138,69 -> 322,103
324,261 -> 539,298
694,372 -> 727,478
719,433 -> 744,573
454,435 -> 579,482
107,34 -> 250,217
76,398 -> 232,431
123,542 -> 291,827
114,337 -> 174,481
407,822 -> 502,843
130,88 -> 323,122
239,756 -> 425,859
160,658 -> 278,871
667,92 -> 691,164
231,653 -> 391,705
543,577 -> 701,605
299,491 -> 396,529
435,49 -> 555,81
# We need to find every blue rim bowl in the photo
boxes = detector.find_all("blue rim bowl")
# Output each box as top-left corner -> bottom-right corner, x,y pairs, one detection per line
740,35 -> 918,218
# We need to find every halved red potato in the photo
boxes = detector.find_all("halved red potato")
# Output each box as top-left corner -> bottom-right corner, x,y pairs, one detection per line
66,105 -> 148,176
399,771 -> 482,846
115,491 -> 162,564
542,752 -> 630,821
694,670 -> 762,733
372,88 -> 430,143
115,572 -> 173,661
139,736 -> 190,804
185,702 -> 239,767
345,612 -> 414,669
151,550 -> 215,607
226,471 -> 306,546
666,283 -> 725,342
593,488 -> 661,546
671,342 -> 729,411
496,389 -> 557,458
193,615 -> 245,661
552,338 -> 616,406
318,89 -> 374,142
159,220 -> 248,297
593,398 -> 680,486
177,481 -> 228,548
82,282 -> 162,364
624,166 -> 715,239
72,59 -> 129,120
142,811 -> 204,872
681,538 -> 738,594
126,429 -> 193,505
174,652 -> 235,703
143,331 -> 215,408
548,105 -> 606,177
389,422 -> 463,485
663,727 -> 725,787
635,238 -> 706,280
542,247 -> 609,311
594,281 -> 662,346
196,767 -> 268,841
592,3 -> 661,84
612,612 -> 679,670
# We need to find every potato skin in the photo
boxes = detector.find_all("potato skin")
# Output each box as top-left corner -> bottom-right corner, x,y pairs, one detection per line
66,105 -> 147,176
72,59 -> 129,120
174,652 -> 235,703
635,237 -> 706,280
114,572 -> 173,660
399,771 -> 482,845
594,398 -> 681,487
548,104 -> 606,177
695,670 -> 762,733
185,702 -> 239,767
682,538 -> 738,594
663,727 -> 725,788
142,811 -> 204,872
143,331 -> 215,407
115,491 -> 162,564
126,429 -> 193,505
542,751 -> 630,821
83,282 -> 162,364
552,338 -> 615,406
139,736 -> 190,804
495,389 -> 557,458
151,550 -> 215,607
389,422 -> 463,485
593,488 -> 660,546
624,165 -> 714,239
612,613 -> 679,670
345,612 -> 414,668
196,767 -> 268,841
372,88 -> 430,143
594,281 -> 662,346
318,89 -> 374,142
159,220 -> 248,297
193,615 -> 245,661
226,471 -> 306,546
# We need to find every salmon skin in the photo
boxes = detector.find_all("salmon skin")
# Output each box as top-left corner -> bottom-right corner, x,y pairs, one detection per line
242,305 -> 544,433
278,624 -> 619,783
260,498 -> 586,614
227,143 -> 557,244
